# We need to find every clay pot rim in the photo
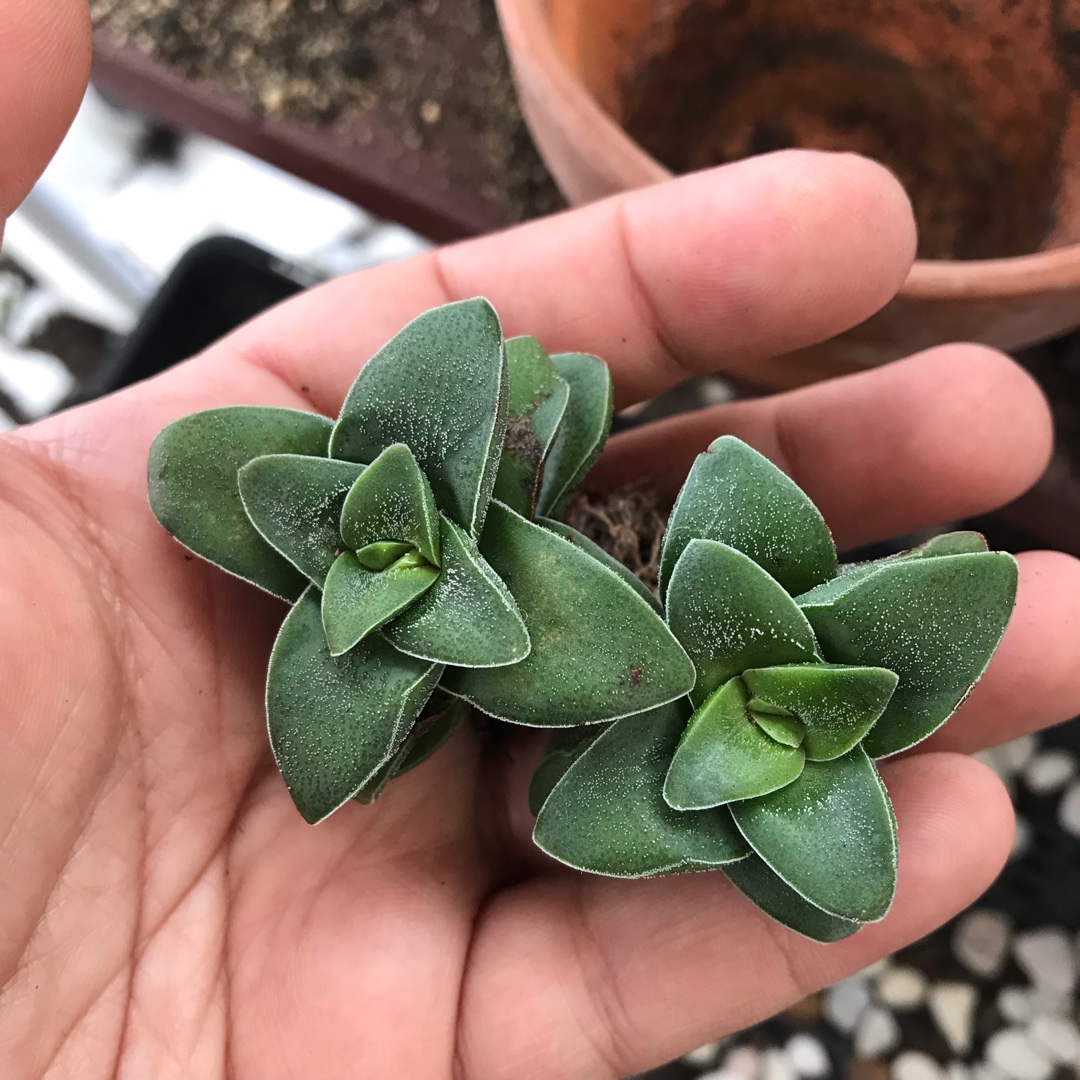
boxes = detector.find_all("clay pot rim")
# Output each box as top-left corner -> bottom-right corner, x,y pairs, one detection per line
497,0 -> 1080,300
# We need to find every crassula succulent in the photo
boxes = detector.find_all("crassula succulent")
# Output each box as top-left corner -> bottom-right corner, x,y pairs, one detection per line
532,437 -> 1018,942
148,298 -> 694,823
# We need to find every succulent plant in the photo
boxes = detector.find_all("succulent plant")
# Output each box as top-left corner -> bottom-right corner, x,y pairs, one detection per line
148,298 -> 694,824
532,437 -> 1018,941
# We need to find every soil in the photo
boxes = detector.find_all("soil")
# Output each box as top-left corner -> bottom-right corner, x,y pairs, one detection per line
89,0 -> 564,225
620,0 -> 1080,260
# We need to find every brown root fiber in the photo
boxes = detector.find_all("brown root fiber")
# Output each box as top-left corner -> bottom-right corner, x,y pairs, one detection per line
565,487 -> 667,597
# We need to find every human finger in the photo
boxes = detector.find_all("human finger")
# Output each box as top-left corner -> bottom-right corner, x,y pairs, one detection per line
589,344 -> 1052,551
0,0 -> 90,220
456,753 -> 1012,1080
220,150 -> 916,415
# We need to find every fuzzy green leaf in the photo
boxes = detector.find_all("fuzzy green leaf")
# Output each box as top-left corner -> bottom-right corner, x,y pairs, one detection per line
237,454 -> 364,586
664,677 -> 805,810
535,352 -> 614,518
808,530 -> 993,602
730,747 -> 897,922
533,702 -> 750,876
743,664 -> 898,761
724,854 -> 863,942
492,336 -> 571,517
799,553 -> 1018,758
356,541 -> 415,571
528,725 -> 608,815
539,516 -> 662,612
667,539 -> 822,708
148,406 -> 333,600
659,437 -> 837,600
355,690 -> 470,803
321,551 -> 439,655
339,442 -> 441,566
382,516 -> 530,667
330,298 -> 507,536
267,588 -> 443,823
445,501 -> 695,725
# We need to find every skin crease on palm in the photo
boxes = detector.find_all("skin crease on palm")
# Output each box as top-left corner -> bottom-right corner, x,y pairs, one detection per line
4,6 -> 1080,1080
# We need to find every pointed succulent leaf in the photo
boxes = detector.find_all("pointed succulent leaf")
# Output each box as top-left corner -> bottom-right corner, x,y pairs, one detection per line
539,516 -> 662,612
730,747 -> 898,922
799,553 -> 1018,758
535,351 -> 614,518
742,664 -> 899,761
533,702 -> 751,876
321,551 -> 439,656
148,406 -> 333,600
445,501 -> 695,725
330,298 -> 507,535
664,677 -> 805,810
267,588 -> 443,823
354,690 -> 470,803
667,539 -> 822,708
528,724 -> 608,815
237,454 -> 365,586
659,436 -> 837,599
339,442 -> 441,566
724,854 -> 863,943
382,516 -> 530,667
813,530 -> 993,600
752,711 -> 806,748
356,541 -> 415,571
492,336 -> 571,517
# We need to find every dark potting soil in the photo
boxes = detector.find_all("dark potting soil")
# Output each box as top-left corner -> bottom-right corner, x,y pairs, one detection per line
89,0 -> 564,225
621,0 -> 1080,261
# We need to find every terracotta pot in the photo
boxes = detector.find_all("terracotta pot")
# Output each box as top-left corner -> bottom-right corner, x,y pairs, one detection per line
495,0 -> 1080,386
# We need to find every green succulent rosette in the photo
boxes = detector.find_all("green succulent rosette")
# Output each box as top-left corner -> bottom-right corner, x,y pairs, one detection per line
148,299 -> 695,823
533,437 -> 1018,941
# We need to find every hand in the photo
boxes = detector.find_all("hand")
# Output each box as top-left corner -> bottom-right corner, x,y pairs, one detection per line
4,6 -> 1079,1079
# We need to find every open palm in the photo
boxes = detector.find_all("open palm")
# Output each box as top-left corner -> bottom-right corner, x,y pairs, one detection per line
4,6 -> 1080,1079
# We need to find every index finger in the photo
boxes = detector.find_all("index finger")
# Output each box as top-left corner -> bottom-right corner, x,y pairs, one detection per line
225,151 -> 916,412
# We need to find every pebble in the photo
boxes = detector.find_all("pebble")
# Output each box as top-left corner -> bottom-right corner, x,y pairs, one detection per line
722,1045 -> 764,1080
945,1065 -> 971,1080
997,987 -> 1033,1025
1013,927 -> 1077,995
1059,781 -> 1080,839
856,1006 -> 902,1059
996,735 -> 1039,773
1009,816 -> 1033,861
824,975 -> 872,1033
970,1064 -> 1009,1080
760,1048 -> 798,1080
683,1041 -> 721,1067
785,1033 -> 830,1079
877,966 -> 929,1010
1022,749 -> 1076,794
953,909 -> 1012,979
929,982 -> 979,1056
1027,1015 -> 1080,1064
985,1029 -> 1054,1080
892,1050 -> 946,1080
